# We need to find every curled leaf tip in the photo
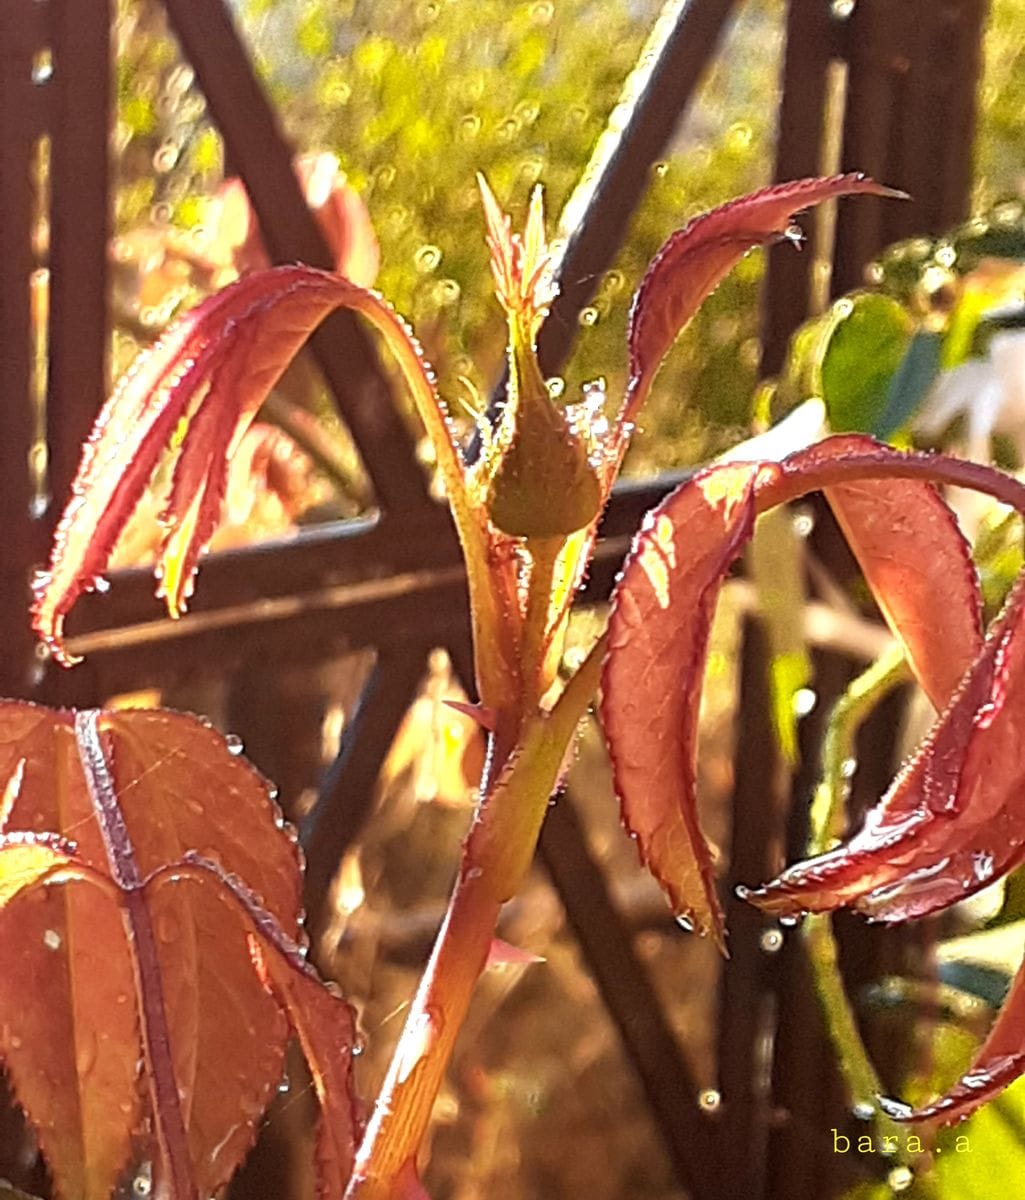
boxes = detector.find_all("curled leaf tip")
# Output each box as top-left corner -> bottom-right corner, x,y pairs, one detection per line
622,173 -> 904,425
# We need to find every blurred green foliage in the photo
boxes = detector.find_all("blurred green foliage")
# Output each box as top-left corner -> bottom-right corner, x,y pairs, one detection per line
114,0 -> 784,473
110,0 -> 1025,477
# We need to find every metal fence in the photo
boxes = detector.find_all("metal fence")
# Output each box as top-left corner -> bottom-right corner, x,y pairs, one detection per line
0,1 -> 989,1196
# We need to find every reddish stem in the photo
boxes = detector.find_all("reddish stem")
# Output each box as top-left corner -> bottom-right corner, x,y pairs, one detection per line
345,641 -> 605,1198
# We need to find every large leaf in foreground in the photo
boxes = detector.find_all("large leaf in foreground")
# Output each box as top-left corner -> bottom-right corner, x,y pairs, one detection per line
31,266 -> 479,667
601,464 -> 760,947
601,436 -> 986,946
0,702 -> 357,1200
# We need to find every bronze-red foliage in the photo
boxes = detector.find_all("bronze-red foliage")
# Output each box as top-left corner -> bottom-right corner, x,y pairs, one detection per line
0,703 -> 357,1200
601,434 -> 1025,1120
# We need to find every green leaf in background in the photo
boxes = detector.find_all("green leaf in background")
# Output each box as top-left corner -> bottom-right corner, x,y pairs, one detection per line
821,294 -> 913,433
873,331 -> 943,439
943,286 -> 997,369
973,508 -> 1024,619
749,506 -> 810,764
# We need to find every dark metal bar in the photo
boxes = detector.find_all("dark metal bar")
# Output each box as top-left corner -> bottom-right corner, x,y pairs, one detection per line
715,620 -> 786,1200
301,644 -> 431,928
476,0 -> 740,445
539,787 -> 718,1200
765,645 -> 856,1200
47,472 -> 689,699
46,0 -> 111,509
161,0 -> 432,516
833,0 -> 988,294
536,0 -> 740,377
0,0 -> 50,699
761,0 -> 839,375
896,0 -> 987,237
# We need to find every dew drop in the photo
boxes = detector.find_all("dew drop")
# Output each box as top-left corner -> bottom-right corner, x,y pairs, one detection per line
152,141 -> 180,173
793,688 -> 817,717
278,1073 -> 290,1095
675,914 -> 694,933
132,1163 -> 153,1198
578,306 -> 599,327
43,928 -> 62,951
887,1166 -> 913,1192
92,576 -> 111,594
851,1099 -> 875,1121
225,734 -> 244,756
28,494 -> 49,519
734,884 -> 751,902
414,244 -> 442,274
546,376 -> 566,400
778,913 -> 803,928
698,1088 -> 721,1112
31,49 -> 53,85
830,0 -> 856,18
792,511 -> 814,538
878,1095 -> 914,1121
759,928 -> 783,954
76,1033 -> 98,1076
434,278 -> 461,305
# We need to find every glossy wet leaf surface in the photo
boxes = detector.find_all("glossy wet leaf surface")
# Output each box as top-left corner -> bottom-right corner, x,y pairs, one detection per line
602,436 -> 995,952
0,703 -> 357,1200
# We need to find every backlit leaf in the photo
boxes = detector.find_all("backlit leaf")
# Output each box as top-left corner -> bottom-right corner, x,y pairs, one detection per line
0,702 -> 357,1199
601,463 -> 762,946
751,571 -> 1025,923
32,266 -> 477,667
602,435 -> 994,947
623,175 -> 902,420
883,957 -> 1025,1125
819,448 -> 983,710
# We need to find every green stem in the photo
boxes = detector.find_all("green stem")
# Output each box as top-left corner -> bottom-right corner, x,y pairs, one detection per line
520,537 -> 562,713
808,643 -> 909,854
344,635 -> 606,1199
803,645 -> 934,1179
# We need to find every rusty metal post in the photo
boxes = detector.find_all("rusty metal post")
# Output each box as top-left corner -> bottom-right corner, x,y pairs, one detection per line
833,0 -> 989,293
